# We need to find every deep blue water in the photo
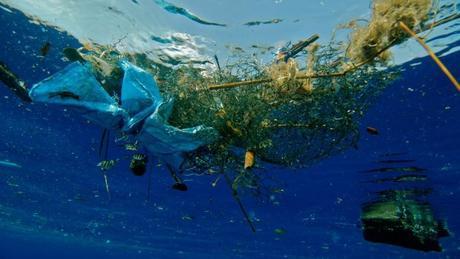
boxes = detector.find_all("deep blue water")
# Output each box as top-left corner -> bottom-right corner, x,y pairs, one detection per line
1,5 -> 460,259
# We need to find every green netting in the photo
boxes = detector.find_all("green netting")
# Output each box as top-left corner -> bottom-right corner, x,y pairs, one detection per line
163,48 -> 397,169
51,0 -> 445,195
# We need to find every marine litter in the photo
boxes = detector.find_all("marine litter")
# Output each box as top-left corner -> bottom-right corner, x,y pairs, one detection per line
1,0 -> 459,249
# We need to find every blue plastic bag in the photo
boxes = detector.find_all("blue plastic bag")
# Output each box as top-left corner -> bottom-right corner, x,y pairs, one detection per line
139,98 -> 219,155
119,60 -> 160,131
29,62 -> 127,129
29,61 -> 219,166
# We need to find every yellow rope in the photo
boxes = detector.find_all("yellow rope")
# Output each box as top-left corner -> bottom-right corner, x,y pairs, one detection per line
399,21 -> 460,92
208,14 -> 460,91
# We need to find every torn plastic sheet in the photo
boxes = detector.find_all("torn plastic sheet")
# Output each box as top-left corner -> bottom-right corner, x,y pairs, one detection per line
29,62 -> 127,129
29,61 -> 219,162
119,60 -> 161,132
139,99 -> 219,155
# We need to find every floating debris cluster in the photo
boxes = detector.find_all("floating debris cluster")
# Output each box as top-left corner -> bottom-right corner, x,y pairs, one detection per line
1,0 -> 458,233
11,0 -> 457,194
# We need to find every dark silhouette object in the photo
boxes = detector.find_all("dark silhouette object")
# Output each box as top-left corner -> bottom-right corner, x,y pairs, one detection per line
366,126 -> 379,135
130,154 -> 148,176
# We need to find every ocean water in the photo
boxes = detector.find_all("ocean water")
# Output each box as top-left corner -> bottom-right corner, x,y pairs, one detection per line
0,1 -> 459,258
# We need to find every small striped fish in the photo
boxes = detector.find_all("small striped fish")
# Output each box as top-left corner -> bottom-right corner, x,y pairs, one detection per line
97,159 -> 119,171
132,154 -> 146,161
125,143 -> 138,151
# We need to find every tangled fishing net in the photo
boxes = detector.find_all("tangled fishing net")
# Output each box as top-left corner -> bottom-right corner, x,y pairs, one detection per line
53,0 -> 448,195
163,1 -> 440,175
347,0 -> 433,63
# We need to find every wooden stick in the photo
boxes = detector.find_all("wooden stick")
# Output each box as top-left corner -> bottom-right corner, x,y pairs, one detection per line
209,13 -> 460,91
421,13 -> 460,32
209,40 -> 393,90
277,34 -> 320,62
289,34 -> 320,55
210,78 -> 272,90
399,21 -> 460,91
209,59 -> 373,90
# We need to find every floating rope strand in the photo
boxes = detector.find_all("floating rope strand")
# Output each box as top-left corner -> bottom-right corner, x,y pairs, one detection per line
208,15 -> 460,91
399,21 -> 460,91
220,161 -> 256,233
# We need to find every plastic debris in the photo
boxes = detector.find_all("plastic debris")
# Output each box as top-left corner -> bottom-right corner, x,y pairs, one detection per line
29,62 -> 127,129
6,0 -> 456,233
29,60 -> 219,168
20,1 -> 459,196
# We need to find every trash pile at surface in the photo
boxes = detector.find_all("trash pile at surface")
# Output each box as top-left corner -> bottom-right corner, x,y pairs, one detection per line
29,51 -> 219,171
1,0 -> 457,234
21,0 -> 458,196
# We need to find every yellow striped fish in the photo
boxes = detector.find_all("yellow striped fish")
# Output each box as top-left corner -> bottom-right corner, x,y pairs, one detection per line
125,142 -> 139,151
97,159 -> 119,171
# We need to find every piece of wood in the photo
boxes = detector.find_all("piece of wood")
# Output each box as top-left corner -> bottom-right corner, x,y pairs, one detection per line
209,13 -> 460,91
208,44 -> 391,90
399,21 -> 460,91
277,34 -> 320,62
421,13 -> 460,32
